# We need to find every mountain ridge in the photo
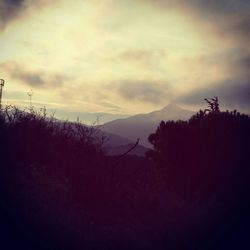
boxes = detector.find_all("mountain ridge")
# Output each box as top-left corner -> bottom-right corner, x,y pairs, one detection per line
101,104 -> 195,147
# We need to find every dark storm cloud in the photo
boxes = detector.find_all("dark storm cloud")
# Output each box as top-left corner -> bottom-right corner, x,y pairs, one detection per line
1,62 -> 64,88
0,0 -> 26,29
179,79 -> 250,111
112,80 -> 171,104
224,15 -> 250,43
145,0 -> 250,43
183,0 -> 250,15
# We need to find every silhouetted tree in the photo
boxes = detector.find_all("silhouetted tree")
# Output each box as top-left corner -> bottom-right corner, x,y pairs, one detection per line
204,96 -> 220,113
147,98 -> 250,201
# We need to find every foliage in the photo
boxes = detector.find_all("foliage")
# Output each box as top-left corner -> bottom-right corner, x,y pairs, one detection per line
0,105 -> 157,249
1,105 -> 104,169
1,100 -> 250,249
147,98 -> 250,199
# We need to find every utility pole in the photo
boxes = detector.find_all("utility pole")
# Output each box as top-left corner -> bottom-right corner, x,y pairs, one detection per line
0,79 -> 5,110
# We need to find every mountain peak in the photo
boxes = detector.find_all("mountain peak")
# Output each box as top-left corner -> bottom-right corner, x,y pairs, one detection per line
102,104 -> 195,147
161,103 -> 182,112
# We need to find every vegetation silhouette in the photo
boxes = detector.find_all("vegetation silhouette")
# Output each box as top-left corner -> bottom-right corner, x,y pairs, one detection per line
1,98 -> 250,249
147,97 -> 250,248
147,97 -> 250,198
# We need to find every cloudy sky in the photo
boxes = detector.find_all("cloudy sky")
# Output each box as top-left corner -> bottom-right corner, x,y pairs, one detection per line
0,0 -> 250,119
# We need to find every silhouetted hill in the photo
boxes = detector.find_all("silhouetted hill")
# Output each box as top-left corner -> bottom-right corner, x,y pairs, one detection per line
54,119 -> 134,148
53,109 -> 129,124
101,104 -> 194,147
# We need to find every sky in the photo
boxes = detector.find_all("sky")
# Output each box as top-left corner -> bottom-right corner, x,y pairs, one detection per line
0,0 -> 250,121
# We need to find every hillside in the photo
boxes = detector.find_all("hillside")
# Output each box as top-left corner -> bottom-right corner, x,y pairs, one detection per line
101,104 -> 195,147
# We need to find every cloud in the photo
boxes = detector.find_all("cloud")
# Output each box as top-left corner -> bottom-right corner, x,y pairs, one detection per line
227,52 -> 250,78
144,0 -> 250,44
145,0 -> 250,14
178,47 -> 250,111
98,101 -> 122,113
143,0 -> 250,112
116,49 -> 165,62
178,79 -> 250,111
0,0 -> 57,30
111,80 -> 172,104
1,62 -> 64,88
111,49 -> 166,71
182,0 -> 250,15
223,15 -> 250,44
0,0 -> 26,30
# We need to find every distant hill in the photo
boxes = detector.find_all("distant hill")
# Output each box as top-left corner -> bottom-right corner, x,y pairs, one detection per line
54,118 -> 141,155
51,110 -> 129,125
101,104 -> 195,147
54,104 -> 194,155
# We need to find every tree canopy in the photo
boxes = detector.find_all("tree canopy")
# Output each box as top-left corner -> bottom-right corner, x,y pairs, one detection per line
147,98 -> 250,199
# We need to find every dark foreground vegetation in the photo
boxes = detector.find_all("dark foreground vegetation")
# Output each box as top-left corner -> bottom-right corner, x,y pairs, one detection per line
1,98 -> 250,250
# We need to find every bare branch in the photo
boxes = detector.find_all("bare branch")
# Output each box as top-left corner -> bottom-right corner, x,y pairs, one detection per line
116,138 -> 140,161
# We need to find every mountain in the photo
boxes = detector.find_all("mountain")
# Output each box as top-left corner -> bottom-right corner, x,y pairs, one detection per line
100,104 -> 195,147
54,118 -> 133,147
54,117 -> 145,155
51,109 -> 129,125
